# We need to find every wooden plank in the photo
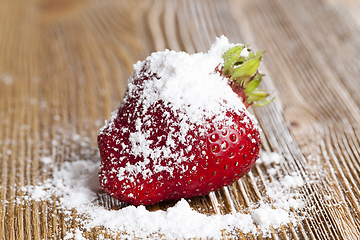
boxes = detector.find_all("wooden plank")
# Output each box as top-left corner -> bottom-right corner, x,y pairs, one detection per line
1,0 -> 360,239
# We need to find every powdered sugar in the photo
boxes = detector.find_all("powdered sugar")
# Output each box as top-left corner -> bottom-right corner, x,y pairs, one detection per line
257,151 -> 284,164
282,173 -> 305,189
40,156 -> 53,165
85,198 -> 256,239
129,36 -> 247,125
0,74 -> 13,85
18,147 -> 305,239
252,205 -> 289,229
64,229 -> 86,240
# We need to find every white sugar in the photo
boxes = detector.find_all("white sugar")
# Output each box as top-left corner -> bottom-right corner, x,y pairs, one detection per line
30,185 -> 49,201
0,74 -> 13,85
257,152 -> 305,213
85,199 -> 256,239
64,229 -> 86,240
127,35 -> 252,127
282,174 -> 305,189
40,156 -> 52,165
257,151 -> 284,164
240,47 -> 250,57
252,205 -> 289,229
19,148 -> 305,239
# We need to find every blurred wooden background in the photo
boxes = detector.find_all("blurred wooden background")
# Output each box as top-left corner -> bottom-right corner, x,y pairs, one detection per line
1,0 -> 360,239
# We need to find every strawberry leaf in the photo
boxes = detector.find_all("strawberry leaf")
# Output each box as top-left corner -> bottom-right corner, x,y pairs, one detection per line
223,46 -> 243,74
230,56 -> 262,80
253,96 -> 275,107
246,50 -> 265,61
244,73 -> 263,93
220,45 -> 273,108
246,89 -> 269,102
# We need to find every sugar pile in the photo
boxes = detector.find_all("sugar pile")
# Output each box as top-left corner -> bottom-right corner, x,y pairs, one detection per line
128,35 -> 249,124
18,149 -> 304,239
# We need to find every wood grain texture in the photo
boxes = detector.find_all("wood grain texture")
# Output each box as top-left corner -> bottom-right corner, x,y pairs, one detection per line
1,0 -> 360,239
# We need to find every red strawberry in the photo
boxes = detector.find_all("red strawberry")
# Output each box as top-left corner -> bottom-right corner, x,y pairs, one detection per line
98,36 -> 272,205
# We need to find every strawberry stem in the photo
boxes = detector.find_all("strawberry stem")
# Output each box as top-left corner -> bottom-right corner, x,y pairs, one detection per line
219,46 -> 274,108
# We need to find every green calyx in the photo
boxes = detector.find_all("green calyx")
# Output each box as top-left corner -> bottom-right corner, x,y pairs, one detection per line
221,45 -> 274,108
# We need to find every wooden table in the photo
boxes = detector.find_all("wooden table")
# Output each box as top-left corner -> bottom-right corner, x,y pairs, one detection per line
1,0 -> 360,239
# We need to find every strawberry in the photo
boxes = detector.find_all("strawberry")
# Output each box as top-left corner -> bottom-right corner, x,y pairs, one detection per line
98,36 -> 272,205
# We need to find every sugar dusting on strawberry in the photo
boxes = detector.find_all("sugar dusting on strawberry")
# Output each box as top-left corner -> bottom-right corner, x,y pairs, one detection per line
98,36 -> 272,205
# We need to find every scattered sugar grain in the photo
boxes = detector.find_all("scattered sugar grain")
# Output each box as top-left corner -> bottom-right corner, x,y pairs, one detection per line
252,205 -> 289,229
40,156 -> 52,165
0,74 -> 13,85
74,229 -> 86,240
30,185 -> 50,201
64,229 -> 86,240
287,198 -> 302,209
29,98 -> 37,105
267,167 -> 278,176
282,174 -> 304,189
72,134 -> 82,141
258,151 -> 283,164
